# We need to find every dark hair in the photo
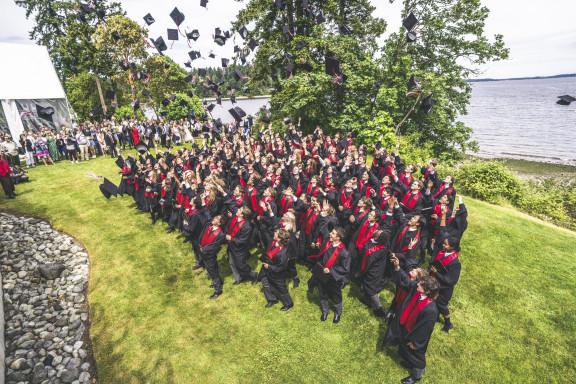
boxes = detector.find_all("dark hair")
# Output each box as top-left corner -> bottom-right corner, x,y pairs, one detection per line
372,210 -> 383,224
446,237 -> 461,253
420,276 -> 439,299
333,227 -> 346,241
277,228 -> 291,246
375,230 -> 389,245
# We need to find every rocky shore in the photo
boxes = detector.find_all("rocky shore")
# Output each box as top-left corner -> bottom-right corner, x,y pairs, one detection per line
0,213 -> 95,384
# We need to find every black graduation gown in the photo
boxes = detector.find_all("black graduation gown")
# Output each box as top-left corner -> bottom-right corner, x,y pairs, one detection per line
199,225 -> 226,271
259,246 -> 289,288
226,219 -> 254,275
355,242 -> 389,295
428,249 -> 461,313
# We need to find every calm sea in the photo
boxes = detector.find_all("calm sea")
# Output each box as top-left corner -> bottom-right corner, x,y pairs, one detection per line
184,77 -> 576,165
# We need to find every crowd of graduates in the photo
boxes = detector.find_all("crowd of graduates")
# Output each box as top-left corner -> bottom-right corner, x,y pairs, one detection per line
107,117 -> 467,384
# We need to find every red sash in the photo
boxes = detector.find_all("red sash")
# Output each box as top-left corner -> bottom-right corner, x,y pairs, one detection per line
201,227 -> 221,247
280,195 -> 293,215
227,217 -> 245,237
359,244 -> 386,272
257,197 -> 273,216
328,153 -> 337,163
310,241 -> 345,266
239,174 -> 247,187
433,184 -> 453,199
359,180 -> 372,197
353,207 -> 368,218
430,251 -> 459,277
306,184 -> 319,196
232,195 -> 244,206
267,241 -> 283,260
395,226 -> 420,252
161,189 -> 166,197
379,196 -> 392,209
295,179 -> 302,196
187,208 -> 198,218
176,191 -> 184,205
355,221 -> 379,250
394,276 -> 414,310
385,163 -> 394,176
248,188 -> 258,211
399,292 -> 433,332
401,191 -> 421,210
341,190 -> 353,209
305,208 -> 319,235
399,172 -> 413,187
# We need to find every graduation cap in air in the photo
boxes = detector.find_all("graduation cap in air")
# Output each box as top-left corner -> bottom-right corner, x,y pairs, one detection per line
200,0 -> 208,8
421,94 -> 436,114
286,63 -> 294,73
325,56 -> 341,76
407,31 -> 417,43
284,52 -> 293,61
131,63 -> 137,70
170,7 -> 185,26
261,114 -> 271,123
170,94 -> 176,102
36,105 -> 55,122
234,106 -> 246,118
131,100 -> 140,111
188,110 -> 196,119
233,68 -> 245,81
283,117 -> 292,125
184,62 -> 192,68
168,29 -> 179,41
283,25 -> 292,36
90,107 -> 99,116
135,71 -> 148,80
105,90 -> 115,100
142,88 -> 150,97
162,99 -> 170,106
70,65 -> 79,75
135,141 -> 148,154
248,38 -> 258,51
188,51 -> 199,60
221,58 -> 230,67
238,26 -> 249,39
408,75 -> 421,88
111,31 -> 121,41
301,62 -> 313,72
276,0 -> 287,11
198,68 -> 207,77
99,178 -> 118,199
187,30 -> 200,41
230,95 -> 236,104
234,45 -> 240,53
164,62 -> 170,70
295,41 -> 307,51
207,103 -> 216,112
160,111 -> 168,117
187,90 -> 195,98
557,95 -> 576,105
214,34 -> 227,46
338,24 -> 351,35
403,12 -> 418,31
184,74 -> 193,83
143,13 -> 155,26
216,96 -> 221,105
119,61 -> 130,71
239,56 -> 247,65
151,37 -> 168,55
209,52 -> 216,58
79,3 -> 94,13
214,118 -> 223,128
96,9 -> 105,19
115,156 -> 125,169
316,12 -> 326,24
77,11 -> 86,23
180,99 -> 189,108
104,113 -> 112,120
228,108 -> 243,122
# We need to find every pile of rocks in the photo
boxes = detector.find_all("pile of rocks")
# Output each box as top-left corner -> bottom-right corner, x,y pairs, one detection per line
0,213 -> 95,384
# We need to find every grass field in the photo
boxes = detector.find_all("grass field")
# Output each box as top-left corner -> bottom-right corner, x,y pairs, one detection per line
1,155 -> 576,384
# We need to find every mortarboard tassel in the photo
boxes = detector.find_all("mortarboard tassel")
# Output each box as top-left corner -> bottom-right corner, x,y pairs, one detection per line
406,92 -> 420,97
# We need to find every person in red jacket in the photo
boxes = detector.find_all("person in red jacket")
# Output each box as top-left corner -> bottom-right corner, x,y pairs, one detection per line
0,155 -> 16,199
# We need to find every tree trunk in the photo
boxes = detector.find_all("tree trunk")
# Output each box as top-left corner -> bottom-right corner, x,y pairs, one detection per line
94,73 -> 106,115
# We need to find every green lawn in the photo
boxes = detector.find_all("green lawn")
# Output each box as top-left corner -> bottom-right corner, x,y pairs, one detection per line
1,156 -> 576,384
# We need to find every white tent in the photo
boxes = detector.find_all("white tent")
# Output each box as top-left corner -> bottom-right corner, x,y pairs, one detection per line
0,42 -> 72,140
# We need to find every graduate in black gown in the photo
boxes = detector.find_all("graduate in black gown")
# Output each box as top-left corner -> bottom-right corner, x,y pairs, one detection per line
199,215 -> 228,299
259,228 -> 294,311
355,230 -> 390,317
384,254 -> 439,384
225,206 -> 258,285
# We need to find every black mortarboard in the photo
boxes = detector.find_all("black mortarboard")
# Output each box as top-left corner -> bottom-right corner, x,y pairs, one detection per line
36,105 -> 55,122
228,108 -> 242,122
221,58 -> 230,67
248,38 -> 258,51
240,56 -> 247,65
421,94 -> 436,114
214,35 -> 226,46
302,62 -> 313,72
216,96 -> 221,104
214,118 -> 223,128
403,12 -> 418,31
180,99 -> 189,108
207,103 -> 216,112
105,90 -> 115,99
200,0 -> 208,8
185,62 -> 192,68
164,62 -> 170,69
187,90 -> 195,97
187,29 -> 200,41
151,37 -> 168,55
233,68 -> 244,81
188,110 -> 196,119
170,7 -> 185,26
238,26 -> 249,39
284,117 -> 292,125
184,74 -> 193,83
296,41 -> 306,51
224,30 -> 231,38
261,115 -> 270,123
209,52 -> 216,58
143,13 -> 155,26
215,27 -> 222,36
131,63 -> 137,70
131,100 -> 140,110
170,94 -> 176,101
338,24 -> 351,35
284,52 -> 293,61
335,73 -> 347,85
119,61 -> 130,70
276,0 -> 286,11
135,71 -> 148,80
77,11 -> 86,23
111,31 -> 121,41
407,31 -> 417,43
142,88 -> 150,97
167,29 -> 179,41
216,79 -> 225,86
115,156 -> 125,169
325,56 -> 341,75
135,142 -> 148,154
162,99 -> 170,106
408,75 -> 420,88
99,178 -> 118,199
234,106 -> 246,118
230,95 -> 236,104
316,12 -> 326,24
104,113 -> 112,120
188,51 -> 199,60
70,65 -> 79,75
198,68 -> 207,77
283,25 -> 291,35
160,111 -> 168,117
96,9 -> 105,19
234,45 -> 240,53
557,95 -> 576,105
79,3 -> 94,13
286,63 -> 294,73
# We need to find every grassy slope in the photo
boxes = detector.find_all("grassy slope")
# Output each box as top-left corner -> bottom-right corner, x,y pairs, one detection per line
1,157 -> 575,384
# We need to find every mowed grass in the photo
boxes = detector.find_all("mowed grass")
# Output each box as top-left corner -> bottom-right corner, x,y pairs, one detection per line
1,155 -> 576,384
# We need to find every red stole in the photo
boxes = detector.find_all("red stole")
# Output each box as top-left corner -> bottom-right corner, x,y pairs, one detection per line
430,251 -> 459,277
385,163 -> 395,176
257,197 -> 272,216
355,221 -> 379,250
341,190 -> 353,209
295,178 -> 302,196
379,196 -> 392,209
0,160 -> 11,176
401,191 -> 421,210
161,189 -> 166,197
267,241 -> 283,260
359,244 -> 387,272
232,195 -> 244,206
359,180 -> 372,196
187,207 -> 198,218
305,208 -> 319,235
395,226 -> 420,252
310,241 -> 345,267
394,276 -> 413,310
280,195 -> 293,215
433,184 -> 453,199
328,153 -> 337,163
306,184 -> 319,196
400,292 -> 433,332
353,207 -> 368,218
201,226 -> 221,247
399,172 -> 413,186
227,216 -> 245,237
248,188 -> 258,211
239,174 -> 247,187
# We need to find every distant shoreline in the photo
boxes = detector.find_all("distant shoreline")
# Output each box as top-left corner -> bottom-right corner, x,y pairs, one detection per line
466,73 -> 576,83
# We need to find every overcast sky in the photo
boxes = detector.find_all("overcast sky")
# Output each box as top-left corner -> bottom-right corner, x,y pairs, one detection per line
1,0 -> 575,79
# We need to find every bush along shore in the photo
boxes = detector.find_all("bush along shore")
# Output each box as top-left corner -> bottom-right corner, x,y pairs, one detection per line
0,213 -> 95,384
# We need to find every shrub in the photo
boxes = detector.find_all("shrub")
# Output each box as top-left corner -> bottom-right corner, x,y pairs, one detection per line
454,160 -> 522,204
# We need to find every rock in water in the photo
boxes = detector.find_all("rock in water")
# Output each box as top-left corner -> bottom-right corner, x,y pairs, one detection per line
38,263 -> 66,280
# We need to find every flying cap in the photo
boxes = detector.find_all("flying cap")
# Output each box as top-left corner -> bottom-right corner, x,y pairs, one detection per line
79,3 -> 94,13
234,106 -> 246,118
234,45 -> 240,53
135,142 -> 148,154
221,58 -> 230,67
198,68 -> 207,77
557,95 -> 576,105
170,94 -> 176,101
131,100 -> 140,110
216,96 -> 221,104
111,31 -> 121,41
233,68 -> 244,81
295,41 -> 307,51
180,99 -> 189,108
170,7 -> 185,26
421,94 -> 436,114
187,90 -> 195,97
167,29 -> 179,41
185,62 -> 192,68
162,99 -> 170,106
90,107 -> 99,116
316,12 -> 326,24
99,178 -> 118,199
209,52 -> 216,58
187,29 -> 200,41
214,118 -> 223,128
408,75 -> 420,88
283,25 -> 291,35
325,56 -> 341,76
286,63 -> 294,73
142,88 -> 150,97
403,12 -> 418,31
338,24 -> 351,35
228,108 -> 242,122
36,105 -> 55,122
248,38 -> 258,51
207,103 -> 216,112
200,0 -> 208,8
188,50 -> 200,60
184,74 -> 193,83
214,34 -> 226,46
135,71 -> 148,80
70,65 -> 79,75
238,26 -> 249,39
151,37 -> 168,54
164,62 -> 170,69
406,31 -> 417,43
143,13 -> 155,26
230,95 -> 236,104
105,90 -> 115,99
302,62 -> 313,72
